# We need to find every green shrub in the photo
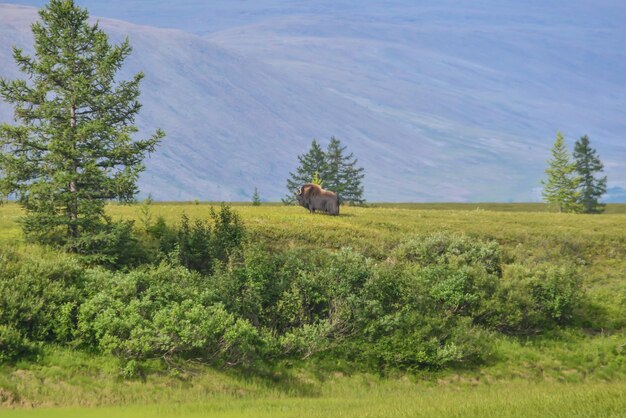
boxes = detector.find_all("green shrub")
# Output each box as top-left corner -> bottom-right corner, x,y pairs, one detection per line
147,216 -> 172,241
484,263 -> 583,334
71,220 -> 148,268
76,264 -> 259,365
0,248 -> 85,344
422,265 -> 499,318
326,248 -> 372,298
213,246 -> 333,333
0,227 -> 588,372
210,204 -> 245,262
152,301 -> 261,366
76,264 -> 206,349
272,248 -> 333,331
177,214 -> 212,274
137,215 -> 177,263
532,265 -> 583,323
394,232 -> 502,275
345,310 -> 490,370
279,321 -> 333,358
348,263 -> 491,370
275,271 -> 329,332
0,325 -> 34,363
164,205 -> 245,274
214,244 -> 286,328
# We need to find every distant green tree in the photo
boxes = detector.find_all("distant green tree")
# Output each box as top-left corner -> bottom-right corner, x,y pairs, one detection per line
283,139 -> 328,204
325,136 -> 365,205
284,137 -> 366,205
0,0 -> 163,250
324,137 -> 342,194
341,163 -> 366,205
541,132 -> 581,213
138,194 -> 154,232
251,187 -> 261,206
573,135 -> 607,214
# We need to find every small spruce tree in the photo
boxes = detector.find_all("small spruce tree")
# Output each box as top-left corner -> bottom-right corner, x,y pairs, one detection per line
251,187 -> 261,206
283,139 -> 328,204
573,135 -> 607,213
138,194 -> 154,232
0,0 -> 163,249
542,132 -> 581,213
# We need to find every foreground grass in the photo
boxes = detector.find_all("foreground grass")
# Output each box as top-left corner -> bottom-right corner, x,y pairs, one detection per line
1,328 -> 623,409
2,345 -> 624,415
3,380 -> 625,417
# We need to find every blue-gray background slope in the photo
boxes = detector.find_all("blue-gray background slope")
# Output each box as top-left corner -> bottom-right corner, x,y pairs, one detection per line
1,1 -> 625,202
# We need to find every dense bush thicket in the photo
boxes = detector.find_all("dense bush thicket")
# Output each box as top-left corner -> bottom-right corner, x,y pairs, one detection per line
76,265 -> 261,366
0,207 -> 585,371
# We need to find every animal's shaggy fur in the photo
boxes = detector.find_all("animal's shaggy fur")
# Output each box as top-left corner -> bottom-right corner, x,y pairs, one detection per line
295,183 -> 339,215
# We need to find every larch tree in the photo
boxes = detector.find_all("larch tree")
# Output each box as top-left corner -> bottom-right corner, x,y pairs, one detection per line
541,132 -> 580,213
573,135 -> 607,213
0,0 -> 163,250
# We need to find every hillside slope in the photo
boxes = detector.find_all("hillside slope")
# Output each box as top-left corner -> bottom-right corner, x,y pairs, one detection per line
1,2 -> 625,201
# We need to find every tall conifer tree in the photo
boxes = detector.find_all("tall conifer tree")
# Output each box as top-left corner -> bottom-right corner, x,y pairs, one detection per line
573,135 -> 607,213
0,0 -> 163,248
324,136 -> 344,196
341,163 -> 366,205
325,136 -> 365,205
542,132 -> 581,213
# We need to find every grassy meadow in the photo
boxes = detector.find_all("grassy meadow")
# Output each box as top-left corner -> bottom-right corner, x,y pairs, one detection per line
0,201 -> 625,416
3,380 -> 625,417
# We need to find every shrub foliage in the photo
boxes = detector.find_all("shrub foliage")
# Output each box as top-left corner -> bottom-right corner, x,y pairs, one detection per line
0,208 -> 585,372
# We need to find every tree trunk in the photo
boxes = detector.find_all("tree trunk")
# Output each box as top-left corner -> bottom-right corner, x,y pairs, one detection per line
68,104 -> 78,242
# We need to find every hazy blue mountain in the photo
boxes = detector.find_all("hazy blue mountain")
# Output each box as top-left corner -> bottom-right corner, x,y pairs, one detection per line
1,2 -> 625,201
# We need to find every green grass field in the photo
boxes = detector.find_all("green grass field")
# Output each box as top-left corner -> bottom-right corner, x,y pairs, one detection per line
4,381 -> 625,417
1,202 -> 625,416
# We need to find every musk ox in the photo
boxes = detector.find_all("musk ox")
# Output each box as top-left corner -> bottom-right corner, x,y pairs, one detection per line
295,183 -> 340,215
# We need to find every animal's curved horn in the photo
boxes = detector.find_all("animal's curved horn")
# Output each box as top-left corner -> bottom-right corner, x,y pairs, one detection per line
295,187 -> 302,195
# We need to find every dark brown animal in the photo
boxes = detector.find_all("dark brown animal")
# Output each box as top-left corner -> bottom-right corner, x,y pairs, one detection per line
295,183 -> 339,215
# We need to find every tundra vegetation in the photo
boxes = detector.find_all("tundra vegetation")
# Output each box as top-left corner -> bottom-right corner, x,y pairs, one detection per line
0,201 -> 625,417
